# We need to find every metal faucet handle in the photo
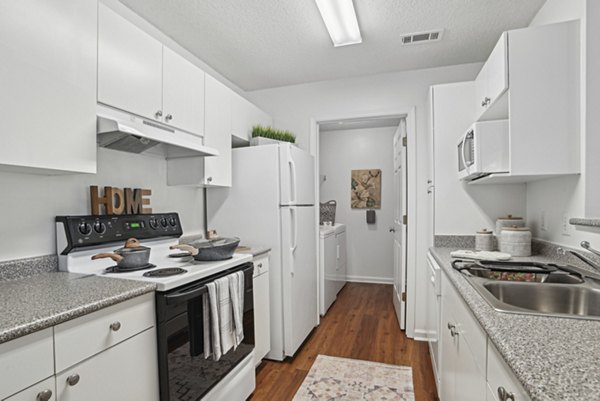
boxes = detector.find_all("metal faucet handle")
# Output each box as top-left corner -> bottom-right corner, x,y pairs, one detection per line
581,241 -> 600,258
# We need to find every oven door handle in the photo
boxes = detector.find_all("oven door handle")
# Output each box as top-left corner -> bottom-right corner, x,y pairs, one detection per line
164,285 -> 208,305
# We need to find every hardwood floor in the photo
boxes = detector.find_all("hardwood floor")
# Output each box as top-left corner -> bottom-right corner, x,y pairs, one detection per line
250,282 -> 439,401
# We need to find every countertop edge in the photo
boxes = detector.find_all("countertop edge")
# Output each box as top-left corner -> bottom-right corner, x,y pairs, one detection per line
0,281 -> 156,345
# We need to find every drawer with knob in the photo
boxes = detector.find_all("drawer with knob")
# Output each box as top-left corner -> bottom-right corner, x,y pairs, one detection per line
486,341 -> 530,401
54,292 -> 155,372
253,254 -> 270,278
3,377 -> 56,401
0,329 -> 54,400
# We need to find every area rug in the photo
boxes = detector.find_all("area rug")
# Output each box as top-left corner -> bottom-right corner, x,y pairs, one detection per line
293,355 -> 415,401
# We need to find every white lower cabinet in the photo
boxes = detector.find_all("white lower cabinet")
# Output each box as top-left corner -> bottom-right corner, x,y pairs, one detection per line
0,294 -> 158,401
440,271 -> 486,401
438,263 -> 532,401
253,253 -> 271,366
0,328 -> 54,400
4,377 -> 56,401
56,328 -> 158,401
486,342 -> 530,401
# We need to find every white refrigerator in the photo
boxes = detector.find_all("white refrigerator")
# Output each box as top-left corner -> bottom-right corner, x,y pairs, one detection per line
207,143 -> 317,361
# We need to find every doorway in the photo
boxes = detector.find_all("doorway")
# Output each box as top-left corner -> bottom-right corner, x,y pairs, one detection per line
312,112 -> 411,331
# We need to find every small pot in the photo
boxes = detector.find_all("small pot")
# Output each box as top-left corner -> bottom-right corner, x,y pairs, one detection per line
170,237 -> 240,261
92,238 -> 151,269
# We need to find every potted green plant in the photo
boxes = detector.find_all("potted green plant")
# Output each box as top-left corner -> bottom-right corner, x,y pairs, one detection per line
250,125 -> 296,146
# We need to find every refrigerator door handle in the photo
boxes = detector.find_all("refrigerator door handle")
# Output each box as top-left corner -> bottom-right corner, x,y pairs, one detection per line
290,208 -> 298,275
289,157 -> 297,204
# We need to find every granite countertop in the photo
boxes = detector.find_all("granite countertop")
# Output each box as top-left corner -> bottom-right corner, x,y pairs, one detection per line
0,272 -> 156,344
235,245 -> 271,257
430,247 -> 600,401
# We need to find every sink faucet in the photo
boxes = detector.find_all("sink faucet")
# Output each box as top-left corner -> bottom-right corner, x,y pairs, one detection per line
557,242 -> 600,273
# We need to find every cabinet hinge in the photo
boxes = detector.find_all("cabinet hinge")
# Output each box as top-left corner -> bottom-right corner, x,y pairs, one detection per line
402,215 -> 407,225
402,137 -> 407,147
401,292 -> 407,302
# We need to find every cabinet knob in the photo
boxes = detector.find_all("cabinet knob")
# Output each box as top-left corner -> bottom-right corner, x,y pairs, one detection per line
257,263 -> 263,268
36,389 -> 53,401
481,96 -> 491,107
206,177 -> 213,183
66,374 -> 80,386
497,386 -> 515,401
155,110 -> 163,119
110,321 -> 121,332
165,114 -> 173,122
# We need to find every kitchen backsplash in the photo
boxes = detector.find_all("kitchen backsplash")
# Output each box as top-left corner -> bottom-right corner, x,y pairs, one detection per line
0,255 -> 57,282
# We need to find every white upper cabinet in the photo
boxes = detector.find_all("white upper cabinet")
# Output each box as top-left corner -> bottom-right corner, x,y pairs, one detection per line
472,20 -> 580,183
98,3 -> 163,123
204,75 -> 232,187
0,0 -> 97,174
162,47 -> 206,135
231,92 -> 272,146
167,74 -> 232,187
98,4 -> 205,136
475,33 -> 508,120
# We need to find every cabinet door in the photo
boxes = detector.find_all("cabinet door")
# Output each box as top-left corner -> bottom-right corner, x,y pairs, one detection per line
454,335 -> 487,401
0,0 -> 97,174
475,62 -> 489,116
486,33 -> 508,107
4,377 -> 56,401
98,3 -> 163,121
487,342 -> 531,401
204,75 -> 232,187
56,329 -> 159,401
162,47 -> 205,135
253,271 -> 271,366
439,296 -> 456,401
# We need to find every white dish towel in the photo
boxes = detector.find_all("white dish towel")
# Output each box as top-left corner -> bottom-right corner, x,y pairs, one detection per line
228,271 -> 245,348
204,271 -> 245,361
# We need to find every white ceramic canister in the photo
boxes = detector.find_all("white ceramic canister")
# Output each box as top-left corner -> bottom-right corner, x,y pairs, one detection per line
495,215 -> 525,235
499,226 -> 532,256
475,229 -> 494,251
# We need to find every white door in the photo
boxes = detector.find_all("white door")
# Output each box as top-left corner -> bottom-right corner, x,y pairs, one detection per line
320,233 -> 337,315
392,120 -> 408,330
97,3 -> 163,121
162,47 -> 205,135
281,206 -> 318,356
280,144 -> 315,206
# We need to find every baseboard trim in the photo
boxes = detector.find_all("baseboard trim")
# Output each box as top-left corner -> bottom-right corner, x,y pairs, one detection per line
412,328 -> 428,342
346,275 -> 394,284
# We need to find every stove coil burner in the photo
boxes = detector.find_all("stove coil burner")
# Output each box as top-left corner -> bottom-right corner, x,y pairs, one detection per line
143,268 -> 188,278
104,264 -> 156,273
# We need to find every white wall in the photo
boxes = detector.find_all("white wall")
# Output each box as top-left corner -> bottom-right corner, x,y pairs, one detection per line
319,126 -> 395,283
0,149 -> 205,262
526,0 -> 600,245
247,63 -> 481,337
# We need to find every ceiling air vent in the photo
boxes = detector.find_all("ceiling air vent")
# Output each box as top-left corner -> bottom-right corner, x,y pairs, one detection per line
401,30 -> 444,45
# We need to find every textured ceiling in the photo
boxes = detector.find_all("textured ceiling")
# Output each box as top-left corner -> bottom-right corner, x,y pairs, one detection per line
118,0 -> 546,91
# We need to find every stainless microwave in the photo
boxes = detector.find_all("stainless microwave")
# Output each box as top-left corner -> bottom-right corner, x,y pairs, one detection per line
457,120 -> 509,181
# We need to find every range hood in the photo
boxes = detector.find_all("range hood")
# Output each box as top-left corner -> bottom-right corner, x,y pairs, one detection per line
96,104 -> 219,159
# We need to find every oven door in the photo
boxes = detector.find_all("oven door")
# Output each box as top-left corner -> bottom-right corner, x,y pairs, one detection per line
156,263 -> 255,401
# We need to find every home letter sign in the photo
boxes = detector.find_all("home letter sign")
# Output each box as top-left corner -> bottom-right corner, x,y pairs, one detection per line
90,186 -> 153,215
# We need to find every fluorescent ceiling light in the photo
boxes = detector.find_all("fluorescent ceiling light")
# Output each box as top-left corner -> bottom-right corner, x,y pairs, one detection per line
315,0 -> 362,47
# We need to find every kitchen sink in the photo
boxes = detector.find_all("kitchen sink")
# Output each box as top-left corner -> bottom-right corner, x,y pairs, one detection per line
482,282 -> 600,319
454,259 -> 600,321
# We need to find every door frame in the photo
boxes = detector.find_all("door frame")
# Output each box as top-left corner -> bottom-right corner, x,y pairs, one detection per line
309,107 -> 418,337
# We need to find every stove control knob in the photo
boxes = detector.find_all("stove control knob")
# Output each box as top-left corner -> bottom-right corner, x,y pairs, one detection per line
78,222 -> 92,236
93,221 -> 106,234
169,217 -> 177,227
149,218 -> 158,229
160,217 -> 168,228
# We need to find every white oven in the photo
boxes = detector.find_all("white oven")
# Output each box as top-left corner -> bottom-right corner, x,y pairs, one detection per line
457,120 -> 509,181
